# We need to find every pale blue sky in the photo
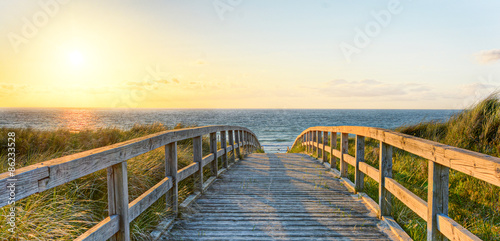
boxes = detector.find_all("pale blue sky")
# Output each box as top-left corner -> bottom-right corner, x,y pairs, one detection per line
1,0 -> 499,108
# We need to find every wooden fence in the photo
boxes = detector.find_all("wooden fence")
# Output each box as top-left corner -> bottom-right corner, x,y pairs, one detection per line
292,126 -> 500,241
0,126 -> 261,241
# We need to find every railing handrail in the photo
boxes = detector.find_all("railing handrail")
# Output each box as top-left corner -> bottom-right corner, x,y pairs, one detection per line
293,126 -> 496,241
0,125 -> 261,241
293,126 -> 500,187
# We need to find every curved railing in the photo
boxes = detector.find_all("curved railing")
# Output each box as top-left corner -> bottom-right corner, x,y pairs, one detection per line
292,126 -> 499,241
0,126 -> 261,241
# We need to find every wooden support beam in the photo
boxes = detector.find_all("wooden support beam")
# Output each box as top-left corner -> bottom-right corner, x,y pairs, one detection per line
228,130 -> 235,163
220,131 -> 228,168
340,133 -> 349,177
234,131 -> 241,159
330,132 -> 337,169
428,161 -> 449,241
379,141 -> 393,218
355,135 -> 365,193
209,132 -> 218,177
193,136 -> 203,193
322,131 -> 328,163
107,162 -> 130,241
318,131 -> 323,159
165,142 -> 178,215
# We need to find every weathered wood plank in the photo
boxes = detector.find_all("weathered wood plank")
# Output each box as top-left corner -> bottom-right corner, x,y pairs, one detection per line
75,215 -> 120,241
330,132 -> 337,168
221,131 -> 228,168
193,136 -> 203,192
202,154 -> 215,168
210,132 -> 218,177
428,161 -> 449,240
165,142 -> 178,215
358,162 -> 379,182
385,177 -> 427,220
340,133 -> 349,177
177,163 -> 199,182
382,216 -> 412,241
128,177 -> 173,222
379,141 -> 393,218
437,214 -> 482,241
355,135 -> 365,193
107,162 -> 130,241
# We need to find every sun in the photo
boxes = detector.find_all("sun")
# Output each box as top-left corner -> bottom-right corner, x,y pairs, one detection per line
69,50 -> 84,66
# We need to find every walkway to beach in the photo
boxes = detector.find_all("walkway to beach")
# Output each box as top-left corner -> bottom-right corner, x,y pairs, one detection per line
162,153 -> 392,240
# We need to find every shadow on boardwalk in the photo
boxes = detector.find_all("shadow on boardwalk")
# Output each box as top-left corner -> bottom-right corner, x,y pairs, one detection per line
162,153 -> 391,241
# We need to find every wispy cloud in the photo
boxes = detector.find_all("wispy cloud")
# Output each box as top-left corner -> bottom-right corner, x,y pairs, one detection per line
476,49 -> 500,64
308,79 -> 429,98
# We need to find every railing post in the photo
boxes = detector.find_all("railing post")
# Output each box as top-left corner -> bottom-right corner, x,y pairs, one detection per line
306,132 -> 310,153
107,162 -> 130,241
330,132 -> 337,169
221,131 -> 228,168
313,131 -> 317,156
193,136 -> 203,192
165,142 -> 178,216
355,135 -> 365,193
228,130 -> 235,163
340,133 -> 349,177
428,162 -> 449,241
234,130 -> 241,159
322,131 -> 327,164
379,141 -> 393,218
210,132 -> 218,177
318,131 -> 323,159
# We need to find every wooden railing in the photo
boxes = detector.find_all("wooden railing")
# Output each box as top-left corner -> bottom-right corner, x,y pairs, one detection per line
0,126 -> 261,241
292,126 -> 499,241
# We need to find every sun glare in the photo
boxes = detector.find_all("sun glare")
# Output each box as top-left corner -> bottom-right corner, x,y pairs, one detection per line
69,50 -> 84,66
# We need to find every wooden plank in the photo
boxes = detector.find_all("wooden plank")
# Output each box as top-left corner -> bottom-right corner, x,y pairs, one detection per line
165,142 -> 178,215
322,131 -> 328,163
382,216 -> 412,241
234,131 -> 241,158
330,131 -> 338,169
228,130 -> 235,163
193,136 -> 203,193
221,131 -> 228,168
107,162 -> 130,241
343,153 -> 356,166
177,163 -> 199,182
340,133 -> 349,177
217,149 -> 225,158
379,141 -> 393,218
128,177 -> 173,222
201,154 -> 215,168
355,135 -> 365,193
75,215 -> 120,241
428,161 -> 449,241
318,131 -> 323,159
385,177 -> 428,220
358,162 -> 379,182
210,132 -> 218,177
0,164 -> 48,207
437,214 -> 482,241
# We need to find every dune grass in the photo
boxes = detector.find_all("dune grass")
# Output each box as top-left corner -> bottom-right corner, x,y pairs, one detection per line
290,93 -> 500,240
0,123 -> 234,240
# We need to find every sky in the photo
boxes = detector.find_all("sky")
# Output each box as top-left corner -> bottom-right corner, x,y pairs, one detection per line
0,0 -> 499,109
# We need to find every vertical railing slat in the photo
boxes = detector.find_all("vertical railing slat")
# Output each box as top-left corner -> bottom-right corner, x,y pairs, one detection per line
193,136 -> 203,192
221,131 -> 228,168
228,130 -> 235,163
379,141 -> 393,218
340,133 -> 349,177
322,131 -> 327,163
234,130 -> 241,159
330,132 -> 337,169
165,142 -> 178,215
428,162 -> 449,241
318,131 -> 323,159
107,162 -> 130,241
355,135 -> 365,193
209,132 -> 218,177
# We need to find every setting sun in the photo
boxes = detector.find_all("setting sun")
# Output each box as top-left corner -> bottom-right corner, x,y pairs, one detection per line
69,50 -> 84,67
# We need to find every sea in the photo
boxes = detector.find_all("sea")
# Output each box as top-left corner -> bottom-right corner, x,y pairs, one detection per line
0,109 -> 460,153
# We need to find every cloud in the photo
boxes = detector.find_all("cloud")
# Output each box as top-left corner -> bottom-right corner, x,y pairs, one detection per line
476,49 -> 500,64
309,79 -> 430,98
192,59 -> 208,66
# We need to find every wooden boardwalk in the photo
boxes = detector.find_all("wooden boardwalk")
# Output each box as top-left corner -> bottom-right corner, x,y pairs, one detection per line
162,153 -> 393,241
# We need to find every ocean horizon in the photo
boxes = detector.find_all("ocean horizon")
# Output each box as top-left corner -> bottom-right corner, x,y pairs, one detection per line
0,108 -> 460,153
